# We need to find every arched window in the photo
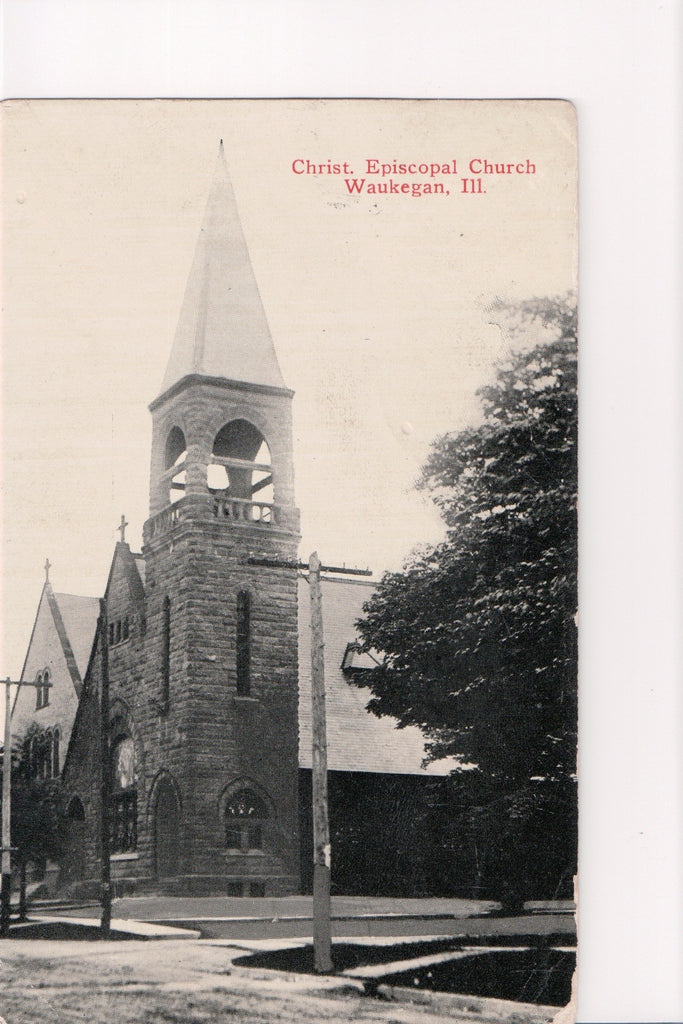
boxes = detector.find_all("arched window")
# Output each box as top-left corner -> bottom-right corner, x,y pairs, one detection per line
44,730 -> 53,779
34,731 -> 48,779
111,736 -> 137,853
67,795 -> 85,821
35,670 -> 50,710
165,426 -> 187,505
236,590 -> 251,696
52,728 -> 60,778
224,787 -> 267,852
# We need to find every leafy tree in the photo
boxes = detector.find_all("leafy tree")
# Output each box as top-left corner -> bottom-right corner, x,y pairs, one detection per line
353,295 -> 577,900
1,735 -> 65,920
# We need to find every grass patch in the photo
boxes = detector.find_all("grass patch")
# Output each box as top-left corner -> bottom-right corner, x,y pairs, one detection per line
235,938 -> 575,1006
381,948 -> 575,1006
0,988 -> 243,1024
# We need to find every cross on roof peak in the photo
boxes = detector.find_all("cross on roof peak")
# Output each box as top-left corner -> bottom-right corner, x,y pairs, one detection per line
44,558 -> 51,582
118,515 -> 129,543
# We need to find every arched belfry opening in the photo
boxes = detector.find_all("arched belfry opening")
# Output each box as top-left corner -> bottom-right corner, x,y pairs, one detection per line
210,419 -> 275,520
164,426 -> 187,505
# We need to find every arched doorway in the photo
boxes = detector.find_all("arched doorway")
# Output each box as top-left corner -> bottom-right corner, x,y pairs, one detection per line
154,778 -> 180,878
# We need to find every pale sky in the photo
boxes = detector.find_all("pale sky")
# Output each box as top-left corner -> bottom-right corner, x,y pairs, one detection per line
1,99 -> 577,682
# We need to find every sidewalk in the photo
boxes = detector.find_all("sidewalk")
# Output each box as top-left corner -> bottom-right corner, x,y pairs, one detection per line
51,893 -> 574,922
33,894 -> 576,942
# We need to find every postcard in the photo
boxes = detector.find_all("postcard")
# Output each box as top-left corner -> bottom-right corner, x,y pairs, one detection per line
1,99 -> 577,1021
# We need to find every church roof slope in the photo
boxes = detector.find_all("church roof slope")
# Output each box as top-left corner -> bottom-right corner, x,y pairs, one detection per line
52,593 -> 100,682
133,554 -> 146,584
160,142 -> 286,396
297,575 -> 456,777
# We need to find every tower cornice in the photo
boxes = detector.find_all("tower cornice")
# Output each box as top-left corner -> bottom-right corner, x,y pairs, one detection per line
149,373 -> 294,413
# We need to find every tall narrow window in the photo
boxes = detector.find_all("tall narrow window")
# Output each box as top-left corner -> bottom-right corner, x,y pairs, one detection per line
162,596 -> 171,707
111,737 -> 137,853
236,590 -> 251,696
53,728 -> 60,778
44,731 -> 53,779
34,670 -> 50,709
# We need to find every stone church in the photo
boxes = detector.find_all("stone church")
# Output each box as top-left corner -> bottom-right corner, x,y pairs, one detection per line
10,145 -> 455,898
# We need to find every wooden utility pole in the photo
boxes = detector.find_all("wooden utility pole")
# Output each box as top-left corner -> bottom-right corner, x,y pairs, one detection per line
1,675 -> 51,938
246,553 -> 370,973
99,599 -> 112,938
1,679 -> 13,938
309,551 -> 332,973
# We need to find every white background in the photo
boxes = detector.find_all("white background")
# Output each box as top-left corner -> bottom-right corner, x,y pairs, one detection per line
1,2 -> 681,1021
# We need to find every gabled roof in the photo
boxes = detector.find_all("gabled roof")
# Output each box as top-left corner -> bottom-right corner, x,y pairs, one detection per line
104,542 -> 146,611
158,142 -> 286,398
297,575 -> 456,777
11,584 -> 99,719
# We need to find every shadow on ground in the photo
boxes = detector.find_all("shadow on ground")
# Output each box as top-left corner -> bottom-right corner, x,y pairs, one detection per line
8,920 -> 137,941
235,935 -> 575,1006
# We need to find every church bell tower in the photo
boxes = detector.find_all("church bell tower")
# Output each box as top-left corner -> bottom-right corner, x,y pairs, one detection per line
141,144 -> 301,895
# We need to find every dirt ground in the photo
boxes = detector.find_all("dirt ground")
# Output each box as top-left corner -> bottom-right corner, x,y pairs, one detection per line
0,937 -> 558,1024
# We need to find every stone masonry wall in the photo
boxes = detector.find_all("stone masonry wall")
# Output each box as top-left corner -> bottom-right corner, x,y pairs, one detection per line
139,376 -> 301,895
140,508 -> 300,894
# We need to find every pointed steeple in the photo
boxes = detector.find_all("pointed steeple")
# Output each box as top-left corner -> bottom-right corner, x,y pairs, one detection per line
160,142 -> 285,395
